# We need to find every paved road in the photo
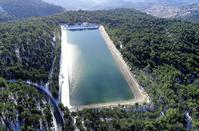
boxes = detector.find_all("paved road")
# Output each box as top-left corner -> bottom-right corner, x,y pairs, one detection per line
7,80 -> 65,130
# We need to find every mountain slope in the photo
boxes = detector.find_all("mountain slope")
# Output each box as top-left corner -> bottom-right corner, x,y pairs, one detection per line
0,7 -> 199,130
0,0 -> 64,19
42,0 -> 199,22
0,78 -> 54,130
0,12 -> 12,22
43,0 -> 199,10
43,0 -> 95,10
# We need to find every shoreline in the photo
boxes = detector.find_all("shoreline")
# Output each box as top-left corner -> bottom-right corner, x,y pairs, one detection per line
71,97 -> 147,111
59,25 -> 149,112
94,26 -> 149,106
71,26 -> 150,111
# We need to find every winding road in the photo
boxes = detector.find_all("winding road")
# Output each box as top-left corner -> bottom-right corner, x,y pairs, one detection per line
7,80 -> 65,130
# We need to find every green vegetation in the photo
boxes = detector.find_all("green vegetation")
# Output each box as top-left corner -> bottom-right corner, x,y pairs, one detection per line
0,0 -> 63,22
49,9 -> 199,130
59,103 -> 74,130
0,20 -> 53,82
0,8 -> 198,130
48,28 -> 61,98
0,20 -> 61,98
0,77 -> 53,130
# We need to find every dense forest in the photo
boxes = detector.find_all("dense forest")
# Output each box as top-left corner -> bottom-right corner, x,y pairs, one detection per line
0,78 -> 53,130
0,8 -> 198,130
0,20 -> 61,98
0,0 -> 63,22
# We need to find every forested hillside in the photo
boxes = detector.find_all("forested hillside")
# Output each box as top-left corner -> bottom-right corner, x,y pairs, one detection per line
0,8 -> 199,130
49,9 -> 199,130
0,19 -> 64,129
0,0 -> 63,22
0,78 -> 54,130
0,20 -> 61,97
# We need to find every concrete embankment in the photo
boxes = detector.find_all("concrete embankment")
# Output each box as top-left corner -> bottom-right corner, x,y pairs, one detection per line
60,25 -> 149,112
99,26 -> 149,102
59,26 -> 72,109
70,26 -> 150,111
73,26 -> 150,110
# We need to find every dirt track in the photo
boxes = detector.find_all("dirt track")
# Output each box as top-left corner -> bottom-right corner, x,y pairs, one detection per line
70,26 -> 149,112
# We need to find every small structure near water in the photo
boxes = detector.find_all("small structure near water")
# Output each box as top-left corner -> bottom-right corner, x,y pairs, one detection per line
63,22 -> 99,31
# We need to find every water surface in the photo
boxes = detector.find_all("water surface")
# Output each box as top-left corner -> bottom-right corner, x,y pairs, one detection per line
67,29 -> 133,106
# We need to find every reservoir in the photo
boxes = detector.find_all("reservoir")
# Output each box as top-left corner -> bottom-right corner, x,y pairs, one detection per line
66,29 -> 134,106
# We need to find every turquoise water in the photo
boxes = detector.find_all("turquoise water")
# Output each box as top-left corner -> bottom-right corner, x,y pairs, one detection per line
67,29 -> 133,106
